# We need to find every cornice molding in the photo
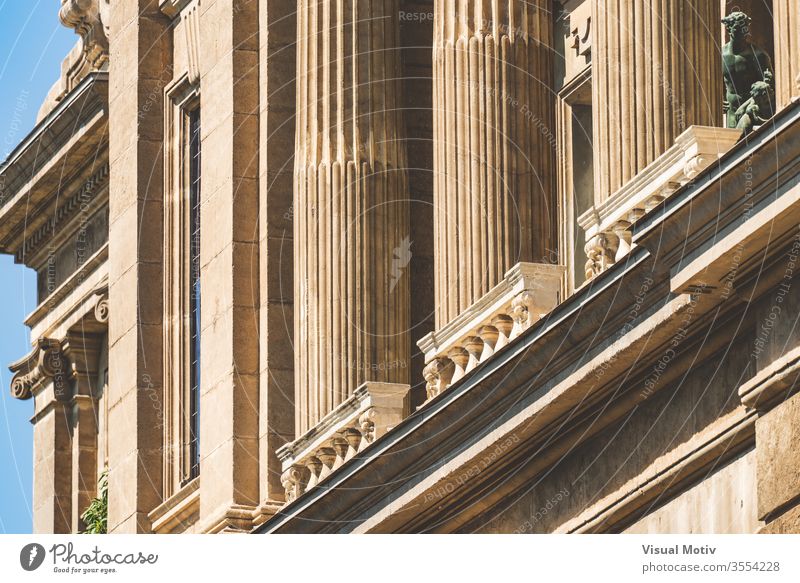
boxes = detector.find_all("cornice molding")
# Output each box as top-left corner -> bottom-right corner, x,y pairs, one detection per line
16,162 -> 109,264
739,344 -> 800,411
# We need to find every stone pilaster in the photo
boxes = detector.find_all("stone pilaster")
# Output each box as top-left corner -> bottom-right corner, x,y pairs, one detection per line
257,0 -> 296,517
432,0 -> 555,327
61,332 -> 102,533
32,398 -> 73,534
294,0 -> 411,434
106,0 -> 171,533
755,392 -> 800,530
197,0 -> 261,532
11,340 -> 73,533
774,0 -> 800,109
592,0 -> 722,203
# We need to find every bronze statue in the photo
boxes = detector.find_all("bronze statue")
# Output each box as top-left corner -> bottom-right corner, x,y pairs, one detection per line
722,11 -> 774,131
735,80 -> 774,133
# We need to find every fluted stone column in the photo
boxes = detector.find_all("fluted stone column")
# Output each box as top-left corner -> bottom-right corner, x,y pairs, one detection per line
294,0 -> 410,434
592,0 -> 722,204
774,0 -> 800,109
433,0 -> 555,327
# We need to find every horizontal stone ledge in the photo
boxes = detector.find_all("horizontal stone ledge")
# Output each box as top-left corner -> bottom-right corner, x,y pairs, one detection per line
740,344 -> 800,411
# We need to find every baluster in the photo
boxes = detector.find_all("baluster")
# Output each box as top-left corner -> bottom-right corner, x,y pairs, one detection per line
422,357 -> 455,402
464,336 -> 484,372
305,456 -> 322,490
281,465 -> 309,503
492,314 -> 514,351
331,436 -> 349,470
343,427 -> 362,460
447,346 -> 470,383
316,447 -> 337,481
612,221 -> 632,263
478,326 -> 499,361
359,408 -> 376,450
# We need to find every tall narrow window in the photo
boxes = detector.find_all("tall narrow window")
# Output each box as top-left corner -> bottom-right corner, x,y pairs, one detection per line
164,82 -> 202,495
187,107 -> 201,480
554,1 -> 594,294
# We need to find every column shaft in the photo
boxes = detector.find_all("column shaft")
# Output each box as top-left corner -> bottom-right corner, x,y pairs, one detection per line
592,0 -> 722,203
432,0 -> 555,327
774,0 -> 800,109
295,0 -> 410,434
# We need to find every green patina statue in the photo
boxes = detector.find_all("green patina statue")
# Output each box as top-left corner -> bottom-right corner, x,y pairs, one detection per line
722,11 -> 774,132
734,80 -> 775,133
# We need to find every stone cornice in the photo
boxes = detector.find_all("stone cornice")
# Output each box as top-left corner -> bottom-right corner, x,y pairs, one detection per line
634,100 -> 800,271
0,73 -> 108,260
16,162 -> 109,264
557,407 -> 756,533
9,339 -> 70,401
739,344 -> 800,411
24,243 -> 108,331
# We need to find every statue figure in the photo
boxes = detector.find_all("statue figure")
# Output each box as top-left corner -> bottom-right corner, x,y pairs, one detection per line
735,81 -> 774,133
722,11 -> 774,130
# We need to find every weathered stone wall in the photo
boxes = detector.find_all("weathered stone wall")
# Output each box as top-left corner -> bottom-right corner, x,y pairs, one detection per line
470,330 -> 758,533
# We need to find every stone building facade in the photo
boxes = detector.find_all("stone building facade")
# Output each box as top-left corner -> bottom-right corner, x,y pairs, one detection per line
2,0 -> 800,533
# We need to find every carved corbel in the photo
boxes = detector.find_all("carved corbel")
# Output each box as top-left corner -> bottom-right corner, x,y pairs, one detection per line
59,0 -> 109,69
511,291 -> 540,337
93,278 -> 109,324
569,15 -> 591,59
281,465 -> 309,504
423,358 -> 455,401
9,339 -> 70,401
358,408 -> 377,445
584,232 -> 620,280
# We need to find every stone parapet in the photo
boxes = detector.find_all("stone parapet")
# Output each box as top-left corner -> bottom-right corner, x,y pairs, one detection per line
580,125 -> 742,280
278,382 -> 410,504
418,262 -> 563,403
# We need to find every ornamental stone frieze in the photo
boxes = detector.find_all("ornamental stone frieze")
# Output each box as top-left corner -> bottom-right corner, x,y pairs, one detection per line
9,339 -> 70,401
59,0 -> 109,69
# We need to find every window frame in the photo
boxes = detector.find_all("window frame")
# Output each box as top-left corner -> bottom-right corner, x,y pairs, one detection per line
163,75 -> 202,495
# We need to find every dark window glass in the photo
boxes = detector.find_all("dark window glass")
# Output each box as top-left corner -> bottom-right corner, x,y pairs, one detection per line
188,108 -> 201,480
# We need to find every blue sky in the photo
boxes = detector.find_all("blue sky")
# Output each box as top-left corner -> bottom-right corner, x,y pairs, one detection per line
0,2 -> 76,534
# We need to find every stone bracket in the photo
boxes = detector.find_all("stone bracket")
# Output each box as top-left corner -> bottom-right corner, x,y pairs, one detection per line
9,338 -> 70,401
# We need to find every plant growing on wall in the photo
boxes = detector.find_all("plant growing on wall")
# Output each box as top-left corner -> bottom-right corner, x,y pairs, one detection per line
80,471 -> 108,534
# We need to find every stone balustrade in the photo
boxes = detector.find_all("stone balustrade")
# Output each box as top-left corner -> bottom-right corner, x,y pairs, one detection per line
418,263 -> 565,404
278,382 -> 410,504
579,125 -> 742,280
